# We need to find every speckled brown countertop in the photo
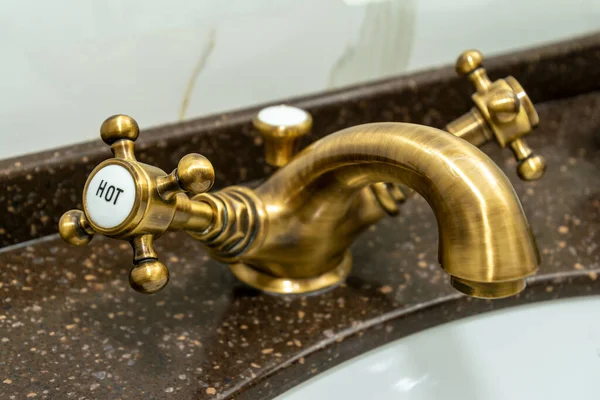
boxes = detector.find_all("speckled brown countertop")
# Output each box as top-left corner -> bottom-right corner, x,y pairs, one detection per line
0,89 -> 599,399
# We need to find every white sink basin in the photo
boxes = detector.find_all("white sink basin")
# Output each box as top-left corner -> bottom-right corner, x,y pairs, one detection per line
276,296 -> 600,400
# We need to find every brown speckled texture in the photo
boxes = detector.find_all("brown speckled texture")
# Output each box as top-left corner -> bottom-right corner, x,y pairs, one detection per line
0,91 -> 599,399
2,33 -> 600,247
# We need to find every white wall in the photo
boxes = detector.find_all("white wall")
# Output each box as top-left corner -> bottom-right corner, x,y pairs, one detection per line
1,0 -> 599,160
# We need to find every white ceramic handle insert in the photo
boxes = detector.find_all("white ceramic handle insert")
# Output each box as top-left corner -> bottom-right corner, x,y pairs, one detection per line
84,164 -> 137,229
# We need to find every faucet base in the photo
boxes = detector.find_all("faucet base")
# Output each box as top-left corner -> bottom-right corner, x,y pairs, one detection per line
450,276 -> 526,299
229,251 -> 352,294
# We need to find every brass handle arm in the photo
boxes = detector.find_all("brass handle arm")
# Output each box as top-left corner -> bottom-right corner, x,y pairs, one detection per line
156,153 -> 215,200
128,235 -> 169,294
59,210 -> 95,246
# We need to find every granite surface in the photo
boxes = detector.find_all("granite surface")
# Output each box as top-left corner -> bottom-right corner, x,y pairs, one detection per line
0,92 -> 599,399
2,33 -> 600,247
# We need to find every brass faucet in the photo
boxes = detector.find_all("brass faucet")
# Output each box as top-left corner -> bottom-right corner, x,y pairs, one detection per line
59,50 -> 543,299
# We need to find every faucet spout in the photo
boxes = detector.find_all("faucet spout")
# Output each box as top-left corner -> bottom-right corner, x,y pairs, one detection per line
203,122 -> 539,298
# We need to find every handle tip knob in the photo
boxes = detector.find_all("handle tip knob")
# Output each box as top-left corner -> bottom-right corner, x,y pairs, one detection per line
456,50 -> 484,76
129,260 -> 169,294
58,210 -> 94,246
177,153 -> 215,194
517,154 -> 546,181
100,115 -> 139,145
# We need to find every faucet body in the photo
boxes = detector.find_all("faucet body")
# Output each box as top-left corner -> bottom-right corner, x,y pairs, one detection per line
190,123 -> 539,297
58,50 -> 543,298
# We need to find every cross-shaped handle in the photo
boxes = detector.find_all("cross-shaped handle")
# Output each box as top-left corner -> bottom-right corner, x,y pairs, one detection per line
58,115 -> 215,293
449,50 -> 546,181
